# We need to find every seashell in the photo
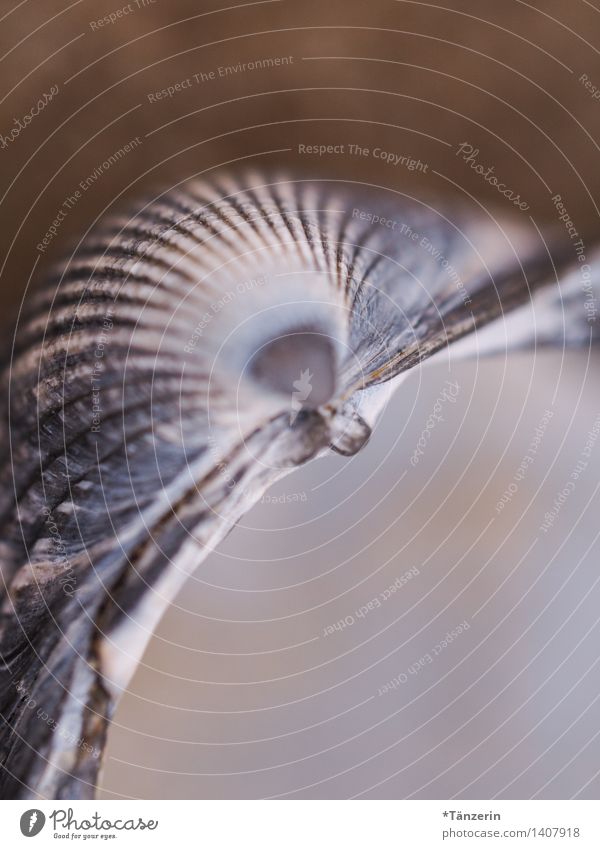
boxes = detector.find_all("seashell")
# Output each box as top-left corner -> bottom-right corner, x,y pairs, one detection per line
0,172 -> 597,798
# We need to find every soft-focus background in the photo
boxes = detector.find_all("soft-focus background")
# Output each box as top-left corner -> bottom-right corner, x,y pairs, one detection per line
1,0 -> 599,798
102,350 -> 600,799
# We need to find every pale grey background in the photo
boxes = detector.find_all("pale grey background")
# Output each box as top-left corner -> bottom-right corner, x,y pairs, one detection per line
101,349 -> 600,799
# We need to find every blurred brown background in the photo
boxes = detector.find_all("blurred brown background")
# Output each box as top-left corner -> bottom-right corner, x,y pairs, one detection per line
2,0 -> 600,314
1,0 -> 600,798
